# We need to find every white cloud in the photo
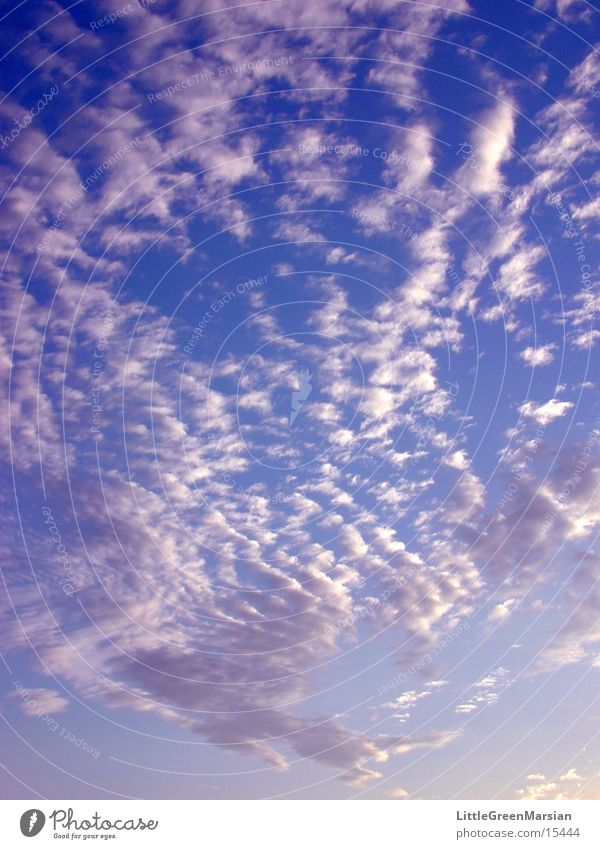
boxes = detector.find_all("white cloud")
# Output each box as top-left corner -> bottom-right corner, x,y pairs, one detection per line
488,599 -> 517,623
517,766 -> 586,800
10,688 -> 69,717
519,398 -> 574,425
560,768 -> 583,782
520,344 -> 558,366
463,102 -> 515,196
445,450 -> 470,470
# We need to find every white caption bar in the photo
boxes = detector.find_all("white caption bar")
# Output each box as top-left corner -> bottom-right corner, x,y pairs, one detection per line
1,800 -> 598,847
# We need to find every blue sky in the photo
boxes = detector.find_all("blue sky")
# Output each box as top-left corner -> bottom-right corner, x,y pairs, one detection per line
1,0 -> 600,800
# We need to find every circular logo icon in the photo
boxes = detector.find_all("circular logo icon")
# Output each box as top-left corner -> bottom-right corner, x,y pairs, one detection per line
19,809 -> 45,837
